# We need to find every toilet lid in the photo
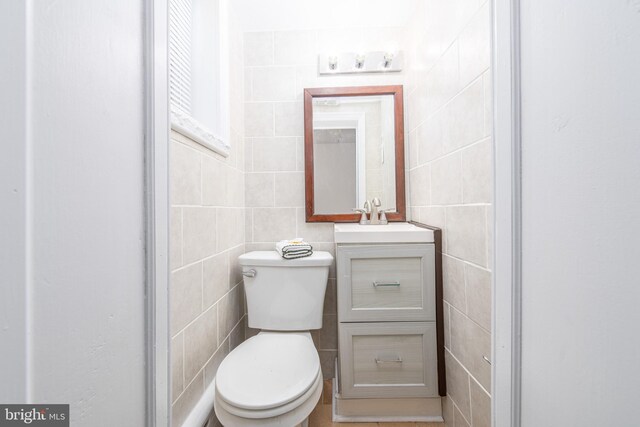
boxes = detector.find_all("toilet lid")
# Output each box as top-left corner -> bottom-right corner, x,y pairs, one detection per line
215,332 -> 320,411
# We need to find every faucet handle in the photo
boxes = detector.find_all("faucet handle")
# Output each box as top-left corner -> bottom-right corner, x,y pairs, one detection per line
352,208 -> 369,225
363,200 -> 371,212
379,209 -> 388,225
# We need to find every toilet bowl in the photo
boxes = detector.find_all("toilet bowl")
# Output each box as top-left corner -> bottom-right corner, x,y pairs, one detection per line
214,332 -> 322,427
213,251 -> 333,427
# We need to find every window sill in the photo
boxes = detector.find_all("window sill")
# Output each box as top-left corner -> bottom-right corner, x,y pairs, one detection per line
170,109 -> 230,157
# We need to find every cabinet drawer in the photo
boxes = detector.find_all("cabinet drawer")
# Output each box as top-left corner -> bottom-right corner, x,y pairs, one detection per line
338,322 -> 438,398
337,244 -> 435,322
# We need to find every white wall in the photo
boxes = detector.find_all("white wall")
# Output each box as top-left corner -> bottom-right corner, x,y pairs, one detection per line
0,0 -> 29,403
1,0 -> 147,424
233,0 -> 418,32
519,0 -> 640,425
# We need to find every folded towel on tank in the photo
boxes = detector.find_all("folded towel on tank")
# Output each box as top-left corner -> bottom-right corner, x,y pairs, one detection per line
276,238 -> 313,259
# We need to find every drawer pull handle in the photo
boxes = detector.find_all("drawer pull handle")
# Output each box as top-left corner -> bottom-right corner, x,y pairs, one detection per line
372,281 -> 401,287
375,357 -> 403,364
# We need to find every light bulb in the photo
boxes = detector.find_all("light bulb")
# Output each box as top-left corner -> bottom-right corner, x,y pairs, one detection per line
383,52 -> 394,68
328,56 -> 338,70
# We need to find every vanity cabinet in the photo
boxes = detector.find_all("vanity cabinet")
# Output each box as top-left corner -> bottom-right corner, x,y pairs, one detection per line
336,240 -> 440,401
332,223 -> 444,421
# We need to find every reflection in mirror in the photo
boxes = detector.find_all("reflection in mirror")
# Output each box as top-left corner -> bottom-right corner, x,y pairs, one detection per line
304,85 -> 405,223
313,128 -> 357,214
312,95 -> 396,215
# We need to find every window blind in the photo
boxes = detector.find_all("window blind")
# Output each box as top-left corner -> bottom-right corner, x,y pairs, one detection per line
169,0 -> 192,114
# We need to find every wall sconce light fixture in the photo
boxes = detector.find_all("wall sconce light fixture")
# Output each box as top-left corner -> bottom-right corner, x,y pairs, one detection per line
318,51 -> 403,74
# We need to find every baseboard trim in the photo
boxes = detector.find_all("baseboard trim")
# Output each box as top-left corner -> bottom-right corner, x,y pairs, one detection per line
181,378 -> 216,427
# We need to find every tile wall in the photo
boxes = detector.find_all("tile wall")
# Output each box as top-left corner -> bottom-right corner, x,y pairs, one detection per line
170,6 -> 494,425
404,1 -> 492,427
241,27 -> 407,378
169,14 -> 246,426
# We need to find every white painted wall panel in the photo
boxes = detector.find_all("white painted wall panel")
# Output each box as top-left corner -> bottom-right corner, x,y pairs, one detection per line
0,0 -> 29,403
520,0 -> 640,425
15,0 -> 147,424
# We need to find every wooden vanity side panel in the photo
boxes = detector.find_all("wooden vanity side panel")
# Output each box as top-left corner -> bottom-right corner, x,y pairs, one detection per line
410,221 -> 446,397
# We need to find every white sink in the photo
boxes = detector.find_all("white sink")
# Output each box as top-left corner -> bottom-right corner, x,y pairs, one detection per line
333,222 -> 435,244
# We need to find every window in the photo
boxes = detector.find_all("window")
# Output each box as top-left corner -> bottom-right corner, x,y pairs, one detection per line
169,0 -> 229,155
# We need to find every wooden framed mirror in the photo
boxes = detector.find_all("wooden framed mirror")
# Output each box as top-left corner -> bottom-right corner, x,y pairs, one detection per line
304,85 -> 406,222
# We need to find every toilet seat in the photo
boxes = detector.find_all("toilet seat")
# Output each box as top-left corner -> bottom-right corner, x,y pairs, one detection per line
215,332 -> 320,417
215,369 -> 322,419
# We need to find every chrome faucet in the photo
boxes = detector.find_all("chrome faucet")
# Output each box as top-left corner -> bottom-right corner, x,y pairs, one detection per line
354,199 -> 386,225
369,198 -> 381,225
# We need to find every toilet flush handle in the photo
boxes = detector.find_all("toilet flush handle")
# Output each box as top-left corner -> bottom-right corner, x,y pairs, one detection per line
242,269 -> 257,278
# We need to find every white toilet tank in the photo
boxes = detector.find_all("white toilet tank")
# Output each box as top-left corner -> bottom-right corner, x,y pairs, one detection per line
239,251 -> 333,331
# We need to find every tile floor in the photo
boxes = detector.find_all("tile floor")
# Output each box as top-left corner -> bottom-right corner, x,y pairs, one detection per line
308,381 -> 444,427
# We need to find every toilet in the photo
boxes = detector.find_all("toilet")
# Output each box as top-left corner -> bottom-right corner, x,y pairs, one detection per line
213,251 -> 333,427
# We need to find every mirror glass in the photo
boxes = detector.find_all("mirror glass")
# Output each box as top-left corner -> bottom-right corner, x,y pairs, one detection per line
312,95 -> 396,215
